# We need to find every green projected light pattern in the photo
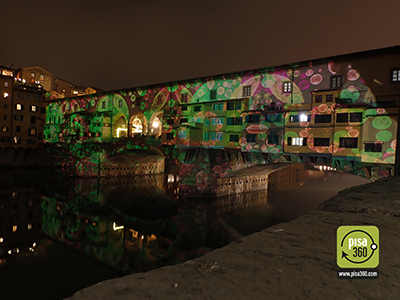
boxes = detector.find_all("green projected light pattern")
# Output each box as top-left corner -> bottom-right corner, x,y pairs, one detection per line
44,60 -> 396,181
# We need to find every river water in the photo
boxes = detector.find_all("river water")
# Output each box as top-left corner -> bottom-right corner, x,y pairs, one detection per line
0,167 -> 369,300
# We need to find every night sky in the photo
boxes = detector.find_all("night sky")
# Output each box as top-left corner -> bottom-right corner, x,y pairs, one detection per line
1,0 -> 400,91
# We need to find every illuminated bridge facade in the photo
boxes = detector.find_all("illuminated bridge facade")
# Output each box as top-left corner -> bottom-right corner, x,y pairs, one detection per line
44,46 -> 400,189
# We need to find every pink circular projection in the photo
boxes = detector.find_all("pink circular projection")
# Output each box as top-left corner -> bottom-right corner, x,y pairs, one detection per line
300,130 -> 309,137
328,62 -> 340,74
347,69 -> 360,81
318,104 -> 328,112
348,129 -> 359,137
328,145 -> 339,154
316,146 -> 326,153
377,108 -> 386,114
305,69 -> 314,76
347,85 -> 356,92
213,165 -> 222,174
318,69 -> 322,72
391,140 -> 396,150
310,74 -> 323,85
298,80 -> 310,90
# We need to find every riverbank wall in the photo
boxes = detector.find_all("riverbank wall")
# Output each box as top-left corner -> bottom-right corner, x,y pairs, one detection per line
66,176 -> 400,300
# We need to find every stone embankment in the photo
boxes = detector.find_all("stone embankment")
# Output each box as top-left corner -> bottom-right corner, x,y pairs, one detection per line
66,177 -> 400,300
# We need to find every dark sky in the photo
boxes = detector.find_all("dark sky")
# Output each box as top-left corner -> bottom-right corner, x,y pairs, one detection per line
1,0 -> 400,91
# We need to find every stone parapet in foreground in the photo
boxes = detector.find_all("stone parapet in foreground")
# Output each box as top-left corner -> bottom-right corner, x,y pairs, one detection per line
66,177 -> 400,300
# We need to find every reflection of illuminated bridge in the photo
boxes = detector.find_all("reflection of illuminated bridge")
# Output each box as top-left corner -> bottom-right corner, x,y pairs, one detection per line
44,46 -> 400,187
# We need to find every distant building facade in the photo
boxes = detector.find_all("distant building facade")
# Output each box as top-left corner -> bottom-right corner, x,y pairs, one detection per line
0,65 -> 46,148
17,66 -> 54,92
54,78 -> 103,99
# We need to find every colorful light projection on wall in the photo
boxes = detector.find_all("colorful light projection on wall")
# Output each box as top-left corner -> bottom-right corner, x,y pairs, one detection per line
44,52 -> 398,184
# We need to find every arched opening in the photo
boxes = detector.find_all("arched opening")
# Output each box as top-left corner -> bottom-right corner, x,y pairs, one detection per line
113,116 -> 128,138
129,114 -> 148,137
149,112 -> 163,137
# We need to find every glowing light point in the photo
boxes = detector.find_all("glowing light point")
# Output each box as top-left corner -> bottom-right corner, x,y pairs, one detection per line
113,222 -> 124,231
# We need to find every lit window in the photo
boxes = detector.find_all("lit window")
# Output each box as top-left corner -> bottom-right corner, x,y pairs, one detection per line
16,104 -> 22,110
0,237 -> 3,243
243,85 -> 252,97
73,90 -> 78,95
27,224 -> 32,230
31,73 -> 35,77
299,114 -> 308,122
40,75 -> 45,81
211,118 -> 223,125
292,137 -> 305,146
31,105 -> 37,112
214,103 -> 224,111
2,70 -> 13,76
283,82 -> 292,93
211,132 -> 223,141
2,127 -> 8,132
29,128 -> 36,136
330,76 -> 342,88
4,82 -> 8,87
178,130 -> 187,139
13,136 -> 20,144
392,69 -> 400,82
4,93 -> 9,98
12,225 -> 17,232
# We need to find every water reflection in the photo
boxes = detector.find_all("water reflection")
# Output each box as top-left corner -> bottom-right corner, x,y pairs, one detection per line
0,166 -> 370,300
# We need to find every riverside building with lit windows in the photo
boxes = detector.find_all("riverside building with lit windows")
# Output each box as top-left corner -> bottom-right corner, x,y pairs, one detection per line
0,65 -> 46,147
43,46 -> 400,178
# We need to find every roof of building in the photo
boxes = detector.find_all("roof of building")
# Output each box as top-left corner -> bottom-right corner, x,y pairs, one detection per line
19,66 -> 54,75
51,44 -> 400,103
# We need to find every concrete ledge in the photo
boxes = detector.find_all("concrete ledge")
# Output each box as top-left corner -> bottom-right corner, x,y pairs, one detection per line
66,177 -> 400,300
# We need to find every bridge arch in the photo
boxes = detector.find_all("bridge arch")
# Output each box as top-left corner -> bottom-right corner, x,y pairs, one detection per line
113,114 -> 128,138
149,111 -> 163,137
129,113 -> 148,137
